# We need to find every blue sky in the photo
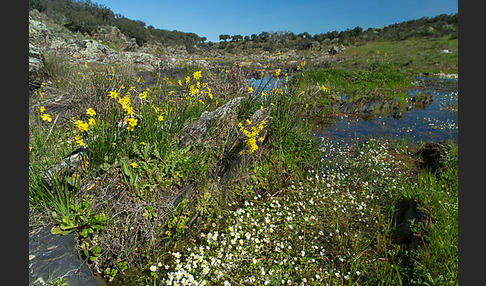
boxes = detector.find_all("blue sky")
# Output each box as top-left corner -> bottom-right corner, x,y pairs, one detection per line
92,0 -> 458,43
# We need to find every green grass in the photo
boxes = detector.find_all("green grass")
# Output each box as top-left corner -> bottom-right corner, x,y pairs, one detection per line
30,45 -> 457,285
340,36 -> 458,74
293,61 -> 412,95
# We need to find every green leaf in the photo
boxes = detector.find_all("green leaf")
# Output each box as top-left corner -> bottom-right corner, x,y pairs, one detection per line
51,226 -> 71,236
99,162 -> 111,171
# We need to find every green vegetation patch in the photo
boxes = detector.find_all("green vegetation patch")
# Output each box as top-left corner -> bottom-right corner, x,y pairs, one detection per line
294,62 -> 411,95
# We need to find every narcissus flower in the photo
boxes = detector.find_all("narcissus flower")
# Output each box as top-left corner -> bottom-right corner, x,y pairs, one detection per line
109,90 -> 119,99
74,120 -> 89,132
41,113 -> 52,122
86,108 -> 96,116
193,70 -> 202,80
75,135 -> 85,146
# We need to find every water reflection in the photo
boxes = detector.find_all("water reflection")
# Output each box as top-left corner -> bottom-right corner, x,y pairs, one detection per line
313,77 -> 458,143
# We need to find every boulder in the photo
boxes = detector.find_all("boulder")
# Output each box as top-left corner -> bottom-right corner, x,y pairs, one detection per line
328,45 -> 345,55
43,147 -> 89,193
338,101 -> 357,114
178,97 -> 244,147
29,227 -> 99,286
29,43 -> 47,91
358,100 -> 381,114
411,93 -> 433,108
393,199 -> 425,251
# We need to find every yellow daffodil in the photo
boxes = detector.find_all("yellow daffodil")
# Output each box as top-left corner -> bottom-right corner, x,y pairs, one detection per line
75,135 -> 85,146
40,106 -> 45,113
125,117 -> 138,132
274,69 -> 281,77
139,91 -> 147,100
41,113 -> 52,122
130,162 -> 137,168
193,70 -> 202,80
88,118 -> 96,126
247,87 -> 253,94
109,90 -> 119,99
86,108 -> 96,116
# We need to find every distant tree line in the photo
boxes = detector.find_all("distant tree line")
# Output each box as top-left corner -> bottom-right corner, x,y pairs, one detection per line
217,13 -> 457,51
29,0 -> 206,48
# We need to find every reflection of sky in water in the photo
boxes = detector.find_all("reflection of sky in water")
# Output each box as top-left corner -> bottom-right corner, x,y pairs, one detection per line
312,77 -> 458,143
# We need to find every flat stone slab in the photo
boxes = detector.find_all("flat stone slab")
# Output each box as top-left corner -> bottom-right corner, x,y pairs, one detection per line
29,226 -> 100,286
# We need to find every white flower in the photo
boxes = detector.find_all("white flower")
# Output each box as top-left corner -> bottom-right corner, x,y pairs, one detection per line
150,265 -> 157,272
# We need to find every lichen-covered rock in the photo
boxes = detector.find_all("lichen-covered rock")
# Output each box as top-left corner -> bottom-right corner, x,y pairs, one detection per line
29,43 -> 47,91
178,97 -> 244,147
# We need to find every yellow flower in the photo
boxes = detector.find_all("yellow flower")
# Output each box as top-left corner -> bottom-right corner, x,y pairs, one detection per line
158,115 -> 164,121
193,70 -> 202,80
74,120 -> 89,132
41,113 -> 52,122
245,119 -> 252,125
86,108 -> 96,116
120,84 -> 125,89
130,162 -> 138,168
75,135 -> 85,146
320,85 -> 328,92
185,76 -> 191,84
109,90 -> 119,99
88,118 -> 96,126
40,106 -> 45,113
125,117 -> 138,132
139,91 -> 147,100
247,87 -> 253,94
274,69 -> 281,77
136,77 -> 141,83
178,80 -> 182,86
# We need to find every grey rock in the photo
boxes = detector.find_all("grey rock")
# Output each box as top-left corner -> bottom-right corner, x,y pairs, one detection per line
382,98 -> 400,110
178,97 -> 244,147
393,199 -> 425,251
29,227 -> 99,286
339,102 -> 357,114
43,148 -> 88,193
359,100 -> 381,114
29,43 -> 47,91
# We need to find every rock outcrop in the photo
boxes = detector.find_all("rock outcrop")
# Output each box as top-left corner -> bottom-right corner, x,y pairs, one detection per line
29,227 -> 100,286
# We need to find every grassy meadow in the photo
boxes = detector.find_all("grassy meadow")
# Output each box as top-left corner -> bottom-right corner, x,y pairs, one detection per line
29,36 -> 458,286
